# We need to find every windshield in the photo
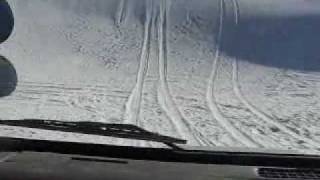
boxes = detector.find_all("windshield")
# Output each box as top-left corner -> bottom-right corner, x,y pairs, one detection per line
1,0 -> 320,155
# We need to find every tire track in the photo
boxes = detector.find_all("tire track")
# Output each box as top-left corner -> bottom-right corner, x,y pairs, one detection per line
11,81 -> 126,121
0,153 -> 16,163
232,59 -> 320,148
115,0 -> 127,26
65,88 -> 110,121
206,0 -> 260,148
157,0 -> 213,146
230,0 -> 320,148
19,81 -> 131,94
123,0 -> 153,127
231,0 -> 239,25
16,82 -> 129,100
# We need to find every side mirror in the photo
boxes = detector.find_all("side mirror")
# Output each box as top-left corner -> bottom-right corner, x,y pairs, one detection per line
0,0 -> 14,44
0,56 -> 17,97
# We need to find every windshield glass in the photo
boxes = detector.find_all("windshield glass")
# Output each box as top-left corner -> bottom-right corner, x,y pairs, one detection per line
1,0 -> 320,155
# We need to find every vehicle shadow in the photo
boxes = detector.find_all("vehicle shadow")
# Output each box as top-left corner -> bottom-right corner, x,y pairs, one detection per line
0,55 -> 17,97
220,14 -> 320,72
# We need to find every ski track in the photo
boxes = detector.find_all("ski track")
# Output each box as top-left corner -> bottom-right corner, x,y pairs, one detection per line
205,0 -> 260,148
115,0 -> 127,26
157,0 -> 213,146
230,0 -> 320,149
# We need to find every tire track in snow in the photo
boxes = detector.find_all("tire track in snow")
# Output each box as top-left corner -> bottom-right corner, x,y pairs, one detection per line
9,81 -> 126,124
65,88 -> 110,121
232,60 -> 320,148
16,82 -> 129,103
19,81 -> 131,94
123,0 -> 153,129
231,0 -> 239,25
230,0 -> 320,148
157,0 -> 213,146
115,0 -> 127,26
0,153 -> 16,163
206,0 -> 260,148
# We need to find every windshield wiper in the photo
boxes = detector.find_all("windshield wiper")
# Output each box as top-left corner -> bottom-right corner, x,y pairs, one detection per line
0,119 -> 187,149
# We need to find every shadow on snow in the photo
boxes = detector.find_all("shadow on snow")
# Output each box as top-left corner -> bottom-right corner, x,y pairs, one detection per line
220,13 -> 320,72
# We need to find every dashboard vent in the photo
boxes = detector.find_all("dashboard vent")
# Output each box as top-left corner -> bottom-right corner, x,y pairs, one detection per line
257,168 -> 320,179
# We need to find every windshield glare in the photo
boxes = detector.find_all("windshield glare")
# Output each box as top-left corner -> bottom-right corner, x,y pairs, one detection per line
1,0 -> 320,155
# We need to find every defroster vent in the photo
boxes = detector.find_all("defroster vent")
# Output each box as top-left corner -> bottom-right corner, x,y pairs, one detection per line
257,168 -> 320,179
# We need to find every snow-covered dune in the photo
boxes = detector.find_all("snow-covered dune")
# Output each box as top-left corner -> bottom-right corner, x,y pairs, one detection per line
0,0 -> 320,154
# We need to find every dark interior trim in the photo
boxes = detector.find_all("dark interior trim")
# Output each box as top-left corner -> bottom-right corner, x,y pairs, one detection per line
1,137 -> 320,168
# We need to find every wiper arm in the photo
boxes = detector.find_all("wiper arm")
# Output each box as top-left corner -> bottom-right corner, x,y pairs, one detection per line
0,119 -> 187,149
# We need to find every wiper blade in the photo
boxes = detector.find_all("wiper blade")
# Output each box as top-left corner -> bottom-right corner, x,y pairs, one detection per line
0,119 -> 187,149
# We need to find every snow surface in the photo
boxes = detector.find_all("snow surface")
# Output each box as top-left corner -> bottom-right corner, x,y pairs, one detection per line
1,0 -> 320,154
